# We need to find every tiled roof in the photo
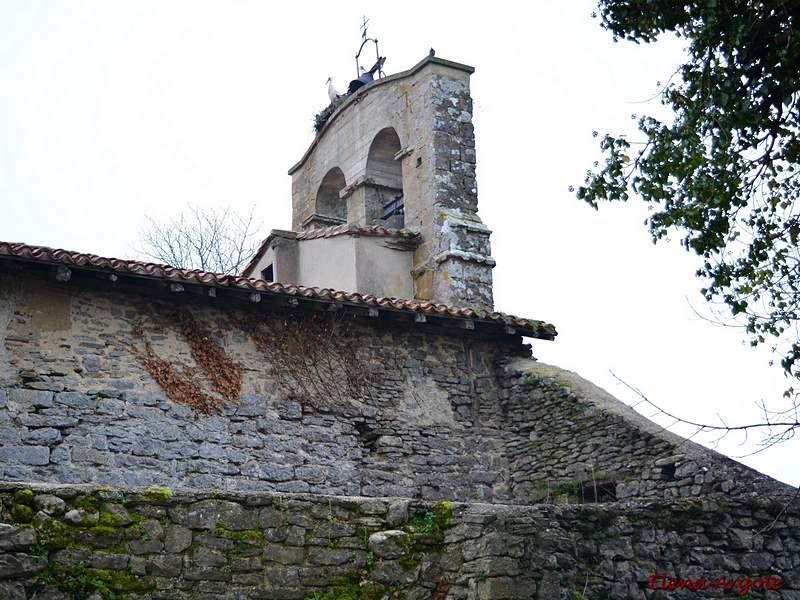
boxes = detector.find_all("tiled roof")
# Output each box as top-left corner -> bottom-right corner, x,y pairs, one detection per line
0,241 -> 557,340
295,223 -> 420,241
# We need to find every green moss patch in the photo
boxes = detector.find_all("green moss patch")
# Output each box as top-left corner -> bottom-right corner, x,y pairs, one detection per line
12,504 -> 32,523
307,570 -> 408,600
39,562 -> 154,600
13,489 -> 34,506
143,486 -> 173,498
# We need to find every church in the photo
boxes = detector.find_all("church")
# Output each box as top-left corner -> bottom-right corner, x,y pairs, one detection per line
0,52 -> 797,600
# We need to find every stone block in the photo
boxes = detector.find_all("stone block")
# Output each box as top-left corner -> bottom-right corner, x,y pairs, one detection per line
232,572 -> 263,585
263,542 -> 304,565
102,502 -> 132,526
250,587 -> 306,599
259,507 -> 288,528
55,391 -> 92,409
286,513 -> 314,529
387,500 -> 410,527
50,548 -> 90,565
230,556 -> 263,572
462,532 -> 508,561
193,547 -> 226,568
372,560 -> 418,584
477,576 -> 536,600
128,539 -> 165,554
141,518 -> 165,541
177,500 -> 257,531
265,566 -> 300,586
194,534 -> 233,552
95,398 -> 125,417
276,481 -> 310,494
368,530 -> 409,560
0,524 -> 37,551
129,556 -> 147,575
306,547 -> 351,565
1,445 -> 50,465
0,552 -> 48,578
599,537 -> 634,560
0,582 -> 26,600
18,414 -> 78,428
164,524 -> 193,553
82,356 -> 101,372
183,567 -> 232,582
90,551 -> 130,571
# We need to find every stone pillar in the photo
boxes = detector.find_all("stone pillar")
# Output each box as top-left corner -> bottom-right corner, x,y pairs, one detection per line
403,60 -> 495,310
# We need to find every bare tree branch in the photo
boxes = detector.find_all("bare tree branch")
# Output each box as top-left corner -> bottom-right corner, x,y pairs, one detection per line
134,204 -> 263,275
610,371 -> 800,453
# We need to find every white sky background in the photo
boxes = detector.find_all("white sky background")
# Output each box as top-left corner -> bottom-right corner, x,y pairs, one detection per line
0,1 -> 796,486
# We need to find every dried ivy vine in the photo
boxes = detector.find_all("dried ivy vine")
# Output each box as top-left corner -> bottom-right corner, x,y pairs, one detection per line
127,304 -> 243,415
172,307 -> 243,403
124,300 -> 396,414
242,310 -> 384,409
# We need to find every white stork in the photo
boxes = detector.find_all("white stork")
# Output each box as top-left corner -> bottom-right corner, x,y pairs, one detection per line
326,77 -> 341,104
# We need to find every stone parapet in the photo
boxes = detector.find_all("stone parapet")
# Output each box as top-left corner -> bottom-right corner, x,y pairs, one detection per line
0,484 -> 798,599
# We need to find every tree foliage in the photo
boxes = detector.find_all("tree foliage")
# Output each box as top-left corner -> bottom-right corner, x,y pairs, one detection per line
136,205 -> 262,275
578,1 -> 800,392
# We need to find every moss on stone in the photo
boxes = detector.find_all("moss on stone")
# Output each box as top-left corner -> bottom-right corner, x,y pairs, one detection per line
39,561 -> 154,600
144,486 -> 173,498
395,552 -> 424,571
435,501 -> 452,529
211,521 -> 264,564
98,513 -> 121,528
88,525 -> 118,537
13,488 -> 34,506
35,518 -> 71,550
309,570 -> 398,600
12,504 -> 32,523
75,493 -> 101,513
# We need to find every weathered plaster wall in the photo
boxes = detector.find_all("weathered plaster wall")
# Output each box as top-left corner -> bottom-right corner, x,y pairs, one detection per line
353,236 -> 414,300
1,484 -> 799,600
251,234 -> 415,299
0,272 -> 788,507
296,236 -> 357,293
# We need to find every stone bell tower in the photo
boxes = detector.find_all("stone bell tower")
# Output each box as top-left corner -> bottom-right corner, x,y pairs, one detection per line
246,55 -> 495,310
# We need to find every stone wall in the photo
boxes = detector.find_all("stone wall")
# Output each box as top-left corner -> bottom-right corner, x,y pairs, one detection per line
498,361 -> 784,504
1,483 -> 799,600
0,272 -> 790,504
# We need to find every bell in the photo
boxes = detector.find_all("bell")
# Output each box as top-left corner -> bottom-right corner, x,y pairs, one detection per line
347,71 -> 375,95
348,79 -> 365,94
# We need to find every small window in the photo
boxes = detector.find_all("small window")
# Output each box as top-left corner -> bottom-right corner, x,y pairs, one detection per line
381,193 -> 405,228
576,479 -> 617,503
261,264 -> 274,282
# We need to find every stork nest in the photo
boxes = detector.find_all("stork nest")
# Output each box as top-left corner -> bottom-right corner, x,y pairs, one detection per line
313,96 -> 347,134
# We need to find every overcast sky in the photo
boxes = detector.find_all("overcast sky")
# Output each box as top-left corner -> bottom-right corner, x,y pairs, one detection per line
1,1 -> 795,486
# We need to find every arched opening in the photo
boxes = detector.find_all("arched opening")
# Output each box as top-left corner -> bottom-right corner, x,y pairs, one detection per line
314,167 -> 347,225
365,128 -> 404,227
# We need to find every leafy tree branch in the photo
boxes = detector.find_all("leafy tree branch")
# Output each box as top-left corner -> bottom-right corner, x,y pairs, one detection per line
578,1 -> 800,401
